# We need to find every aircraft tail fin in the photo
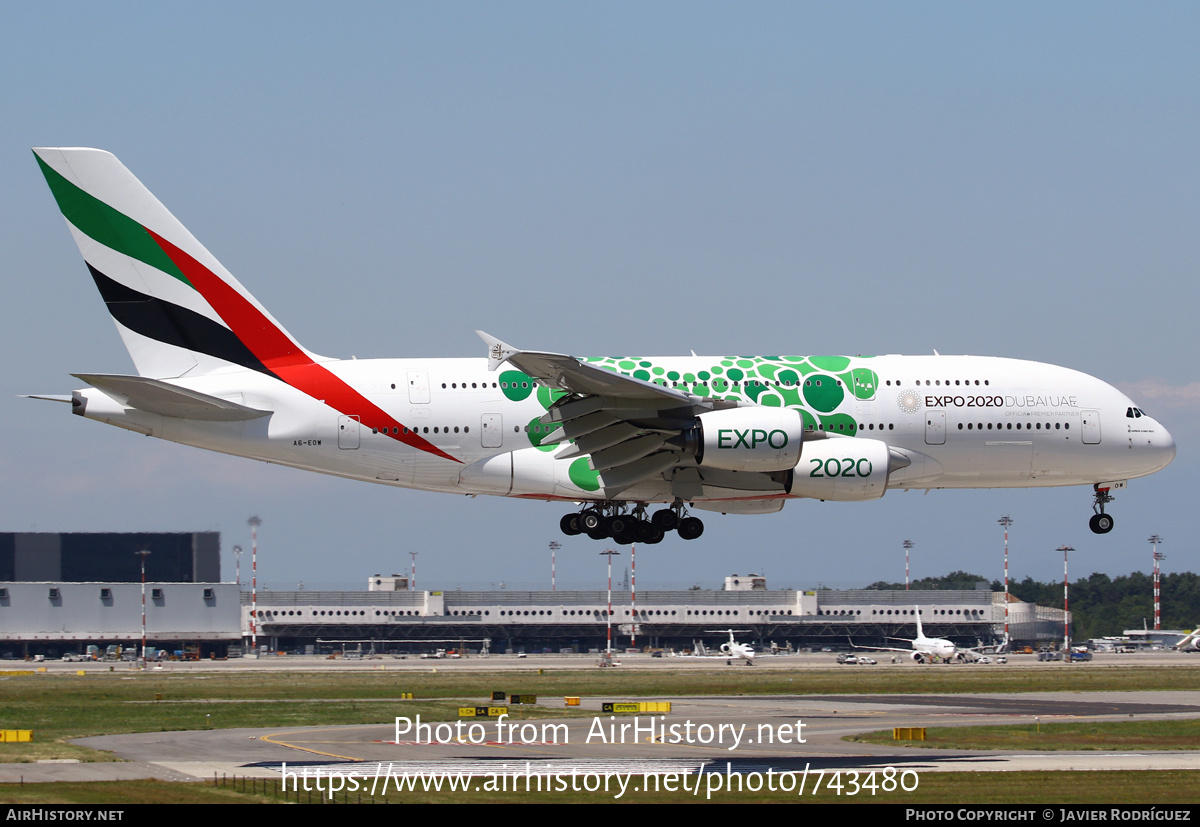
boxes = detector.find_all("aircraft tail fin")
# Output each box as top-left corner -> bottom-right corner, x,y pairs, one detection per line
34,147 -> 319,379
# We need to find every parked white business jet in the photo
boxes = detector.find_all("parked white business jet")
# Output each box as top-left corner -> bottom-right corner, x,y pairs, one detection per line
29,148 -> 1176,544
688,630 -> 756,665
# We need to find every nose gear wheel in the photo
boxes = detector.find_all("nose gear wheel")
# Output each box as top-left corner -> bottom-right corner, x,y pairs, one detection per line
1089,484 -> 1115,534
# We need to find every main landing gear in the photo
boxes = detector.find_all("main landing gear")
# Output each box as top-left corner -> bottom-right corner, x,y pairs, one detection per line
559,500 -> 705,543
1089,484 -> 1115,535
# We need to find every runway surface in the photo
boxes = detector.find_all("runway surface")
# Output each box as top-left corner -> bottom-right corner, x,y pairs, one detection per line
4,653 -> 1200,783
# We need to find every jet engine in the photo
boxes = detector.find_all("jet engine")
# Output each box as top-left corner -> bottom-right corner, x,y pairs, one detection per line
786,437 -> 894,501
673,407 -> 806,472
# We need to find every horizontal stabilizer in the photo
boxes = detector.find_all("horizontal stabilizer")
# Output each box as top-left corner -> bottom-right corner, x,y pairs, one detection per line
72,373 -> 272,421
19,394 -> 73,404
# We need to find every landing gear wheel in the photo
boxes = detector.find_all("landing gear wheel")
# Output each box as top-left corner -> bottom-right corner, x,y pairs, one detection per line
677,516 -> 705,541
606,514 -> 633,537
651,509 -> 679,531
560,514 -> 582,536
1089,484 -> 1115,536
580,510 -> 603,532
633,520 -> 654,543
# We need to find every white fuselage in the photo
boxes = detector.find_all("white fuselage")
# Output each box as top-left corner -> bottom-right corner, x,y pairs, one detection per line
73,353 -> 1176,505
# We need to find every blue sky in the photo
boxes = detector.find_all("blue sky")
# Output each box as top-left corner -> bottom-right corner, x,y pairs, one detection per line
2,3 -> 1196,593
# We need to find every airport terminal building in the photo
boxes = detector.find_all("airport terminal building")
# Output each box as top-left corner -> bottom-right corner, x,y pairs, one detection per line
246,581 -> 1059,655
0,532 -> 1067,657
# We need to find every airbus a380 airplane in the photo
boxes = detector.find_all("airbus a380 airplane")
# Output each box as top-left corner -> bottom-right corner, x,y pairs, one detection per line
29,148 -> 1176,545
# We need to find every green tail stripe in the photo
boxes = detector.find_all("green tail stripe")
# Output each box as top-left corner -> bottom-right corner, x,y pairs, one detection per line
34,153 -> 192,288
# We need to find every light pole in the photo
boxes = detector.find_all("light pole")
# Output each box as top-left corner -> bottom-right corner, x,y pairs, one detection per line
630,544 -> 637,649
409,551 -> 418,591
233,545 -> 242,587
998,516 -> 1013,645
600,549 -> 620,656
248,516 -> 261,655
549,541 -> 561,592
135,549 -> 151,664
903,540 -> 914,590
1057,545 -> 1075,651
1150,535 -> 1165,631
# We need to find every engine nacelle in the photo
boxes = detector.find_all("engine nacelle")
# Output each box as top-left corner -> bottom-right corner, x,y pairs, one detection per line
787,437 -> 892,501
679,407 -> 806,472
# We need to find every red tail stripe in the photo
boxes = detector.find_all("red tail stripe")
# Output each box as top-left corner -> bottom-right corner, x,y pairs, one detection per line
145,230 -> 309,371
145,229 -> 460,464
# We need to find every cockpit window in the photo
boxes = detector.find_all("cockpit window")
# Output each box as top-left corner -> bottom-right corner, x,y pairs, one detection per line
1127,407 -> 1146,418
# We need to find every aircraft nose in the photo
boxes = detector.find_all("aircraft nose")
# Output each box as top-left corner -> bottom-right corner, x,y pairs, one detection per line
1145,418 -> 1176,472
1158,423 -> 1177,468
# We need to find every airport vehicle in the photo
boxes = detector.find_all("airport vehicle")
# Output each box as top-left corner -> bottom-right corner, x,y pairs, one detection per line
849,607 -> 965,664
29,148 -> 1176,543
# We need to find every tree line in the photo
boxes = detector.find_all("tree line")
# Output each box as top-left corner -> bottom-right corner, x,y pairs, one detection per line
863,570 -> 1200,639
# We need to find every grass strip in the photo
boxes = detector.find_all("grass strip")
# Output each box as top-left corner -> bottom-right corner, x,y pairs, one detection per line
3,666 -> 1198,762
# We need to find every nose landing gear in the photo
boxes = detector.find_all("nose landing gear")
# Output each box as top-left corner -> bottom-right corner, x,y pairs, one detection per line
1089,484 -> 1115,534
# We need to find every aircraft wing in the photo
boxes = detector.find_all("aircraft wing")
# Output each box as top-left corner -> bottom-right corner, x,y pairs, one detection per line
848,638 -> 912,654
478,331 -> 690,403
477,332 -> 793,500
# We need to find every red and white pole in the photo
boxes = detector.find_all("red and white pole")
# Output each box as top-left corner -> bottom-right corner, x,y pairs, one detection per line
136,549 -> 150,663
248,516 -> 261,654
1150,535 -> 1164,631
903,540 -> 914,590
631,545 -> 637,649
1058,545 -> 1074,650
549,541 -> 560,592
999,516 -> 1013,644
600,549 -> 619,656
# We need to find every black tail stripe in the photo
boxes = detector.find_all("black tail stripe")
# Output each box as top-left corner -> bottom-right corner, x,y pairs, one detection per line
87,263 -> 275,377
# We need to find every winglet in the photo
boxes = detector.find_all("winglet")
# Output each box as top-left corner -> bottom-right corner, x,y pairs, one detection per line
475,330 -> 521,372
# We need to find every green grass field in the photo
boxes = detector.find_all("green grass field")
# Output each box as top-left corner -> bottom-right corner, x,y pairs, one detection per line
2,665 -> 1198,805
2,665 -> 1199,763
